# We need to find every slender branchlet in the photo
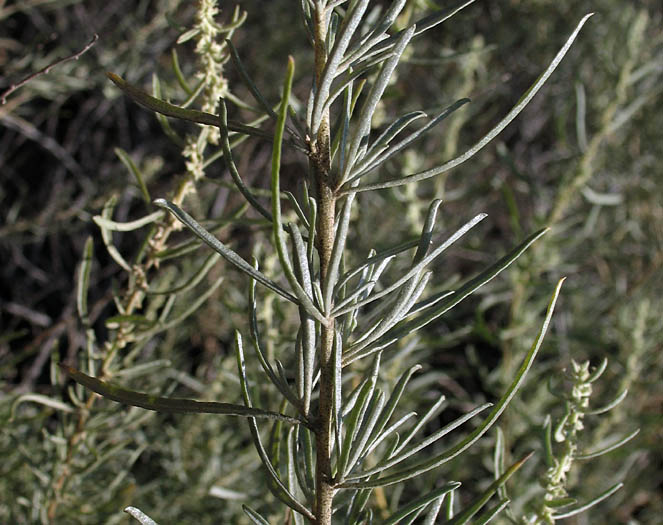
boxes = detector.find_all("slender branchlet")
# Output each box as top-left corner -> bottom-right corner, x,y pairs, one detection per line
46,3 -> 243,521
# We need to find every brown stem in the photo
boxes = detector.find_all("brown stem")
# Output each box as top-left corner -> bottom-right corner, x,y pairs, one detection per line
315,321 -> 336,525
1,34 -> 98,105
46,175 -> 190,519
46,393 -> 96,523
312,5 -> 337,524
313,97 -> 337,525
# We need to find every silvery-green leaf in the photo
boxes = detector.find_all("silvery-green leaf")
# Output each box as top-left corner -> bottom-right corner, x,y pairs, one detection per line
234,333 -> 315,520
344,14 -> 594,194
9,393 -> 74,422
124,506 -> 159,525
344,228 -> 548,365
154,199 -> 297,303
343,279 -> 564,487
447,453 -> 533,525
552,482 -> 623,520
242,505 -> 271,525
382,482 -> 460,525
575,428 -> 640,460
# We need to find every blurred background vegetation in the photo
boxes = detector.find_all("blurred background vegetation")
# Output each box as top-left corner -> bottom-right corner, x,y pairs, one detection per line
1,0 -> 660,523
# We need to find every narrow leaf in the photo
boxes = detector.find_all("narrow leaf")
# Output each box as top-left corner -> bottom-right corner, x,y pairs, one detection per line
344,98 -> 470,186
76,236 -> 94,321
154,199 -> 297,303
170,48 -> 192,94
343,390 -> 385,477
365,412 -> 417,458
323,189 -> 357,312
270,57 -> 328,325
338,354 -> 381,477
447,453 -> 533,525
423,495 -> 445,525
343,402 -> 490,483
107,72 -> 273,140
336,239 -> 419,292
98,196 -> 131,271
345,14 -> 594,193
345,228 -> 548,365
344,278 -> 565,487
343,0 -> 476,72
242,505 -> 271,525
247,264 -> 304,413
340,0 -> 408,70
586,389 -> 628,415
575,428 -> 640,460
10,394 -> 74,421
364,364 -> 421,454
227,39 -> 277,120
234,333 -> 315,520
218,99 -> 273,221
474,498 -> 511,525
553,482 -> 623,520
58,364 -> 301,424
148,253 -> 220,295
542,415 -> 554,468
383,482 -> 460,525
287,428 -> 306,525
341,25 -> 415,185
311,0 -> 371,134
124,506 -> 159,525
586,357 -> 608,383
115,148 -> 151,203
335,212 -> 487,318
93,211 -> 164,232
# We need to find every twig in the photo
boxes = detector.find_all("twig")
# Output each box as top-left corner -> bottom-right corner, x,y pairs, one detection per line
0,34 -> 98,104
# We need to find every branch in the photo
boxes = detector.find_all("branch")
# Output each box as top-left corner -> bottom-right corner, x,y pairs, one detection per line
1,34 -> 98,104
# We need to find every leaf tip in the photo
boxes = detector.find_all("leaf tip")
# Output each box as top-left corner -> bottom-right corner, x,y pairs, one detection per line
553,277 -> 567,296
576,13 -> 595,31
519,450 -> 535,465
56,362 -> 75,377
106,72 -> 123,85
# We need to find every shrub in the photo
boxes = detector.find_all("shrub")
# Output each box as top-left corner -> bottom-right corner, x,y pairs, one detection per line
3,1 -> 651,523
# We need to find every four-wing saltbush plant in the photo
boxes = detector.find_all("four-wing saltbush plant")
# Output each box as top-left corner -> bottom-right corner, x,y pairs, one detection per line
61,1 -> 596,523
493,358 -> 638,524
15,4 -> 254,522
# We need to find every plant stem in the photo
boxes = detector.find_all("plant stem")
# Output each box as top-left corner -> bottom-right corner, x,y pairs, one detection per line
315,323 -> 335,525
313,4 -> 336,523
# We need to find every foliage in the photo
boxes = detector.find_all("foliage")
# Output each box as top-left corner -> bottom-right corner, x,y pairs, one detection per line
1,1 -> 659,524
